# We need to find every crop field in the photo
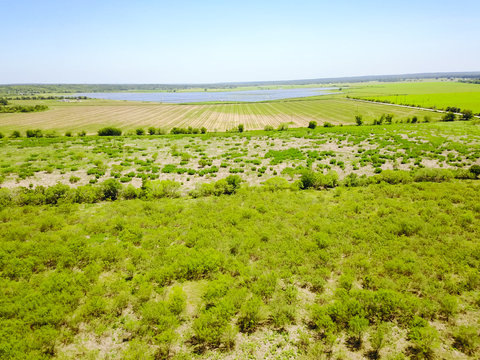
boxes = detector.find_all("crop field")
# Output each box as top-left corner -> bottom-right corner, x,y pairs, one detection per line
345,81 -> 480,113
0,96 -> 444,134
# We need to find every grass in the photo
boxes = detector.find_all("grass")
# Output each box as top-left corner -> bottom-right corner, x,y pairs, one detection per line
345,81 -> 480,113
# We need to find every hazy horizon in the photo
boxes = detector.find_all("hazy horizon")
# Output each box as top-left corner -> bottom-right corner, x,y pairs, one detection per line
2,0 -> 479,84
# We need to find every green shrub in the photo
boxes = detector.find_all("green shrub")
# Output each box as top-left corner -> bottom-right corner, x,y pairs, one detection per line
135,128 -> 145,135
45,183 -> 71,204
308,121 -> 317,129
369,322 -> 391,358
100,179 -> 122,200
442,112 -> 456,122
470,165 -> 480,178
452,325 -> 479,355
98,127 -> 122,136
26,129 -> 43,138
408,325 -> 439,359
413,168 -> 453,182
323,122 -> 334,128
10,130 -> 21,138
264,125 -> 274,131
262,177 -> 291,191
168,286 -> 186,316
193,308 -> 228,347
355,115 -> 363,126
143,180 -> 181,198
238,124 -> 244,133
237,296 -> 262,333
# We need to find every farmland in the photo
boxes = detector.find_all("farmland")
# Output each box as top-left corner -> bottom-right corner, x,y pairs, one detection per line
0,95 -> 445,134
345,81 -> 480,114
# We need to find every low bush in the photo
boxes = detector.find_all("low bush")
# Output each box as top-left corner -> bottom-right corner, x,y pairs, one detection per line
98,127 -> 122,136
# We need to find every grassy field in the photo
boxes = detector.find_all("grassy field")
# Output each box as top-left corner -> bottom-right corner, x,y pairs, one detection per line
0,96 -> 444,134
345,81 -> 480,113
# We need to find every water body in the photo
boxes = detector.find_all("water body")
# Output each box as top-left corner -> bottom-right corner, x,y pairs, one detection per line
75,87 -> 338,103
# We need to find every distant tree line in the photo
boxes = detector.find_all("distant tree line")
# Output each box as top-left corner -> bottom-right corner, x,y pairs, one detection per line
0,99 -> 48,113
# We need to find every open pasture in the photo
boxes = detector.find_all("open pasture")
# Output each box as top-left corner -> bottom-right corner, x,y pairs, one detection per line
0,96 -> 444,134
346,81 -> 480,113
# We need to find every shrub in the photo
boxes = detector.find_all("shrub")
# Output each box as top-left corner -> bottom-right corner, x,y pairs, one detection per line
264,125 -> 274,131
461,109 -> 473,121
77,130 -> 86,137
148,127 -> 156,135
100,179 -> 122,200
237,296 -> 262,333
408,325 -> 439,358
323,122 -> 334,128
143,180 -> 181,198
348,316 -> 369,346
277,123 -> 289,131
369,323 -> 391,358
355,115 -> 363,126
452,325 -> 479,355
135,128 -> 145,135
26,129 -> 43,138
413,168 -> 453,183
69,176 -> 80,184
442,112 -> 456,122
375,170 -> 412,184
308,121 -> 317,129
193,309 -> 228,347
470,165 -> 480,178
121,185 -> 139,199
200,126 -> 207,134
262,177 -> 291,191
238,124 -> 244,133
0,132 -> 4,139
10,130 -> 21,138
45,183 -> 71,204
65,131 -> 72,137
167,286 -> 186,316
98,127 -> 122,136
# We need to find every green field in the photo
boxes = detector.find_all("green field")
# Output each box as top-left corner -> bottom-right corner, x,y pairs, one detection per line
345,81 -> 480,113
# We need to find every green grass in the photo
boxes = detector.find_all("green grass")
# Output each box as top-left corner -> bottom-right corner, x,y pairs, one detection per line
345,81 -> 480,113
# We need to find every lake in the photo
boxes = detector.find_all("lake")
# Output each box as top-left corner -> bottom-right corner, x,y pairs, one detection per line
75,87 -> 338,103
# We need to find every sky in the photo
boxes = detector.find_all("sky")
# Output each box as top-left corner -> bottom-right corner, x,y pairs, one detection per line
1,0 -> 479,84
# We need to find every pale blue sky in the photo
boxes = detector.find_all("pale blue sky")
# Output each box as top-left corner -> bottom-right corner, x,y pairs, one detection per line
2,0 -> 479,84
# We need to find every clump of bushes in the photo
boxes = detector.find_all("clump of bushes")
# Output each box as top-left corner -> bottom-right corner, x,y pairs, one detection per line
26,129 -> 43,138
189,175 -> 242,198
98,127 -> 122,136
170,126 -> 205,135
